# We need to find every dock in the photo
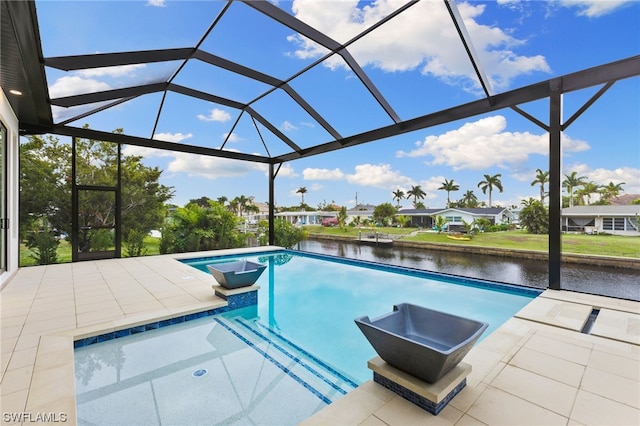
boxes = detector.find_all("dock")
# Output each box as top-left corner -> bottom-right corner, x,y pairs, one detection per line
357,232 -> 393,245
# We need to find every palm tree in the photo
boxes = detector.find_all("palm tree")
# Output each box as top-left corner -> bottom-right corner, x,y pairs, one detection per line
406,185 -> 426,208
530,169 -> 549,204
296,187 -> 307,207
461,190 -> 478,208
600,181 -> 625,202
562,172 -> 587,208
477,174 -> 503,207
216,196 -> 228,206
232,195 -> 249,217
577,181 -> 601,205
438,179 -> 459,208
392,189 -> 405,208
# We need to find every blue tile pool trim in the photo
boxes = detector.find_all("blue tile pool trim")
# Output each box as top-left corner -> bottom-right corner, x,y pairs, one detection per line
373,372 -> 467,415
181,249 -> 543,298
214,318 -> 333,405
73,308 -> 226,349
235,318 -> 358,392
249,319 -> 360,389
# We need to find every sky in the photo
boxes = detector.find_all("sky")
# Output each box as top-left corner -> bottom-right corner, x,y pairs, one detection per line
35,0 -> 640,209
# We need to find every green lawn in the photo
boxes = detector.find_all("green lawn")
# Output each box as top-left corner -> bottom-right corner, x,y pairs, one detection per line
306,226 -> 640,258
19,236 -> 162,267
18,228 -> 639,266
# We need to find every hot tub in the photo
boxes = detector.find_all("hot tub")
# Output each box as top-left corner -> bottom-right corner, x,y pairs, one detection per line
206,260 -> 267,289
355,303 -> 488,383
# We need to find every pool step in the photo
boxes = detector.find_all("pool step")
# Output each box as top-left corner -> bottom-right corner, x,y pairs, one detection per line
214,316 -> 358,404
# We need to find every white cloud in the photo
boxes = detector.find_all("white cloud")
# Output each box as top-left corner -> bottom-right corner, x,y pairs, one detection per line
281,120 -> 298,132
167,152 -> 267,179
303,164 -> 416,191
153,132 -> 193,143
288,0 -> 550,92
48,76 -> 111,99
223,132 -> 241,143
274,163 -> 298,178
147,0 -> 166,7
303,168 -> 345,180
77,64 -> 146,78
559,0 -> 630,18
565,163 -> 640,194
197,108 -> 232,122
396,115 -> 589,171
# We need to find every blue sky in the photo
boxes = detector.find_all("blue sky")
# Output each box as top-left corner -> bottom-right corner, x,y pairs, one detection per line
36,0 -> 639,209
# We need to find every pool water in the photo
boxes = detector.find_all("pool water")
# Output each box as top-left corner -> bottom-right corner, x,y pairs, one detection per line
74,250 -> 539,425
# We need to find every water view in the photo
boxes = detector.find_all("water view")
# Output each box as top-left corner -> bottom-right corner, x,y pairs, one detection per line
296,239 -> 640,301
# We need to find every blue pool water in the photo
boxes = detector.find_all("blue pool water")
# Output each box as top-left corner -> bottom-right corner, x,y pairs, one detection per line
74,250 -> 539,425
183,250 -> 539,383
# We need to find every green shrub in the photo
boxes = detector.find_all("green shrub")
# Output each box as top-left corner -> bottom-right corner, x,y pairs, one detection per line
25,231 -> 60,265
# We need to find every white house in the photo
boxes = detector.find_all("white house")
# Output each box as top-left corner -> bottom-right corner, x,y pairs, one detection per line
275,211 -> 337,226
398,208 -> 514,230
562,205 -> 640,236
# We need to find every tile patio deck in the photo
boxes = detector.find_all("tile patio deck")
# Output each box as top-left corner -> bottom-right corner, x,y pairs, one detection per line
1,248 -> 638,425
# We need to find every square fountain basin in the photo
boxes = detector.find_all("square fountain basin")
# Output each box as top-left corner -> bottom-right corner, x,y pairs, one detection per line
206,260 -> 266,289
355,303 -> 488,383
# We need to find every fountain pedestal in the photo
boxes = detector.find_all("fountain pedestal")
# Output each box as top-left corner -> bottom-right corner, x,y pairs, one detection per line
368,356 -> 471,415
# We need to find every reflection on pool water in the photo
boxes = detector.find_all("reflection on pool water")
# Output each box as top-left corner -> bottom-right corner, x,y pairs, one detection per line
74,250 -> 540,425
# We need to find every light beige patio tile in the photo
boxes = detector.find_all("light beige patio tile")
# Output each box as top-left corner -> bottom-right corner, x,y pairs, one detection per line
587,348 -> 640,380
467,386 -> 567,426
6,346 -> 38,371
76,307 -> 125,326
12,333 -> 41,352
509,346 -> 585,387
118,300 -> 166,315
359,415 -> 388,426
570,389 -> 640,426
490,364 -> 577,416
1,325 -> 22,339
374,395 -> 463,426
454,414 -> 488,426
299,383 -> 390,426
20,315 -> 77,335
448,382 -> 487,413
0,388 -> 28,414
0,364 -> 34,395
515,297 -> 592,331
459,347 -> 503,387
524,333 -> 592,365
590,308 -> 640,345
74,299 -> 122,315
580,366 -> 640,409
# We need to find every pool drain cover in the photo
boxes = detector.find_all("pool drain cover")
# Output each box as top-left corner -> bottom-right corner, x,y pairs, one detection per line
192,369 -> 208,378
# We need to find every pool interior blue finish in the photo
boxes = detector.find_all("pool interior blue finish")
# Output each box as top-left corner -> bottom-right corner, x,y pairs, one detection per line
74,250 -> 539,425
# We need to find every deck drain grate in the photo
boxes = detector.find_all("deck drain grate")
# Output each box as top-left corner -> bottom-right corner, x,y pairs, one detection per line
580,309 -> 600,334
192,369 -> 208,378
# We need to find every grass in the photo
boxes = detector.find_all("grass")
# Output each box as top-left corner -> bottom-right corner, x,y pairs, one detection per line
19,236 -> 162,267
18,228 -> 639,266
306,226 -> 640,258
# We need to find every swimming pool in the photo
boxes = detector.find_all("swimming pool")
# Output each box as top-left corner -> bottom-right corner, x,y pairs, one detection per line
74,249 -> 540,425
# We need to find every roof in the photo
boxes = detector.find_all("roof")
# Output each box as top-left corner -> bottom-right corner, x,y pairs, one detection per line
2,1 -> 639,166
399,207 -> 508,216
610,194 -> 640,206
562,205 -> 640,216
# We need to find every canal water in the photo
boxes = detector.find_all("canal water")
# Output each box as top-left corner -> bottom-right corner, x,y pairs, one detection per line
295,239 -> 640,301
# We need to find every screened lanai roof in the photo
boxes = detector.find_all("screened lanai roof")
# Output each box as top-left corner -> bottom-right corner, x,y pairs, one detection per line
2,0 -> 639,166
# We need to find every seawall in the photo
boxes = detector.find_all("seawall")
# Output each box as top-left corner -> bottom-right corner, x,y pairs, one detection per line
307,234 -> 640,271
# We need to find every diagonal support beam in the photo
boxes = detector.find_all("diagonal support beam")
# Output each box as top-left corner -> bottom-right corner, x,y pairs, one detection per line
444,0 -> 493,100
50,82 -> 168,107
44,48 -> 195,71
